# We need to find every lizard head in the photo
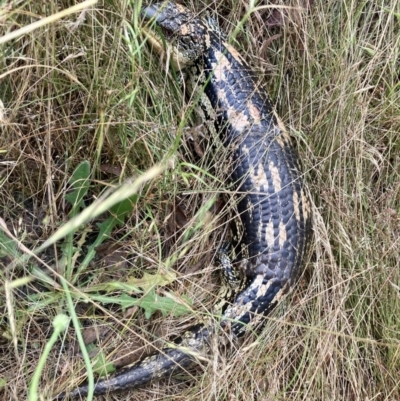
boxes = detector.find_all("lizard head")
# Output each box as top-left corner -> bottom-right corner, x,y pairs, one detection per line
141,2 -> 211,69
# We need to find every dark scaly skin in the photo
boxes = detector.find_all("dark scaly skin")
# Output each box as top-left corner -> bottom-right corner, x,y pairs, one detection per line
55,327 -> 212,399
55,2 -> 311,398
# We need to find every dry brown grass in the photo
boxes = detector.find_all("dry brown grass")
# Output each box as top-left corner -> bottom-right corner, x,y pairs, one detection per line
1,0 -> 400,400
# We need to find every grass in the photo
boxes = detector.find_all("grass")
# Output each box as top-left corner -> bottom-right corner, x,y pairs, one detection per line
1,0 -> 400,400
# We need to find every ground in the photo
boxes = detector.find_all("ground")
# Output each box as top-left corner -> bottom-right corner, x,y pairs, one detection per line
1,1 -> 399,400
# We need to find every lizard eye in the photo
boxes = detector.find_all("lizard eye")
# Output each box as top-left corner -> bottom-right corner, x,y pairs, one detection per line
159,26 -> 174,40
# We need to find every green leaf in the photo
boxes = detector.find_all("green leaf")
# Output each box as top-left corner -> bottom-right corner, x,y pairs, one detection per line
65,160 -> 91,217
85,281 -> 142,294
109,195 -> 138,226
90,289 -> 192,319
62,160 -> 91,280
88,344 -> 116,376
76,195 -> 138,276
37,164 -> 164,252
127,271 -> 176,292
0,230 -> 19,258
136,290 -> 192,319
